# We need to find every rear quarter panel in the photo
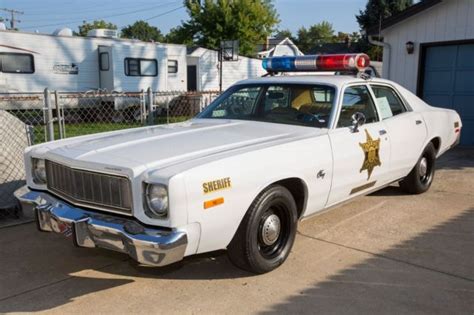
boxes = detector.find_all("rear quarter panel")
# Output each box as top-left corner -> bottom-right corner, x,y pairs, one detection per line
421,109 -> 461,156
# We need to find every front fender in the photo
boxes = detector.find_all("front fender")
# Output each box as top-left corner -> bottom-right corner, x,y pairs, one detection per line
180,136 -> 332,254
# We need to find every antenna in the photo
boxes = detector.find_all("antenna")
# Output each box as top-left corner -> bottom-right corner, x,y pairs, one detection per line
1,8 -> 24,29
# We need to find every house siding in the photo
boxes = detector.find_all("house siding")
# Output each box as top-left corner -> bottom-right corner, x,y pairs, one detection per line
189,48 -> 265,91
382,0 -> 474,93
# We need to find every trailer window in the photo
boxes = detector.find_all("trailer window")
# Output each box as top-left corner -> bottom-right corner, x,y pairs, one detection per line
99,52 -> 109,71
0,53 -> 35,74
168,60 -> 178,73
124,58 -> 157,76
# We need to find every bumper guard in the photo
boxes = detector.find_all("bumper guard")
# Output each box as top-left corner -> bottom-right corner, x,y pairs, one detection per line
14,186 -> 187,267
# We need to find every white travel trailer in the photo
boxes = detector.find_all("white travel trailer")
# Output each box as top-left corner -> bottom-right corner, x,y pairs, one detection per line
0,29 -> 187,94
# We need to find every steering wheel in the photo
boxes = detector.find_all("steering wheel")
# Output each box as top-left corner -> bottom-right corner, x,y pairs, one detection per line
296,112 -> 329,126
228,103 -> 243,115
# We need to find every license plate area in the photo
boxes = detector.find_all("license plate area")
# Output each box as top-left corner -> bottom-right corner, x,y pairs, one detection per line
50,217 -> 73,237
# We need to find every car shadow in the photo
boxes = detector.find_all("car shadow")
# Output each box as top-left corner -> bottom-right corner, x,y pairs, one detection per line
436,147 -> 474,170
369,185 -> 405,197
0,225 -> 250,313
261,207 -> 474,314
125,250 -> 251,280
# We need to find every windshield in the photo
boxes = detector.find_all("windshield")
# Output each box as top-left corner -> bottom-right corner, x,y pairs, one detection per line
198,84 -> 336,128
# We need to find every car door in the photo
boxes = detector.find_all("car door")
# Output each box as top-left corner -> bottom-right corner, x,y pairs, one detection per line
327,84 -> 391,206
369,84 -> 427,180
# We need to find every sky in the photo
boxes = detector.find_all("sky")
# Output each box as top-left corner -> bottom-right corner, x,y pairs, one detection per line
0,0 -> 367,36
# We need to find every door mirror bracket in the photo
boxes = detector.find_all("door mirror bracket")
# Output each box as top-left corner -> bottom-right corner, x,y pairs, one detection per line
351,112 -> 366,133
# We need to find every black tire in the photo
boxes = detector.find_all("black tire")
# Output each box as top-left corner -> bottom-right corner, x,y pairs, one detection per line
227,185 -> 298,274
399,143 -> 436,194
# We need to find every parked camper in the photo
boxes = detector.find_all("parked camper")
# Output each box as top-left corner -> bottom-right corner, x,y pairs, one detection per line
0,29 -> 187,108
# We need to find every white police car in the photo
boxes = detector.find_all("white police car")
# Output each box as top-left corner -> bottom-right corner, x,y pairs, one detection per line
15,54 -> 462,274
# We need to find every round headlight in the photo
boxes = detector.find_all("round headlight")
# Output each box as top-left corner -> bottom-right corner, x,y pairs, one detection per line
33,159 -> 47,184
145,184 -> 168,217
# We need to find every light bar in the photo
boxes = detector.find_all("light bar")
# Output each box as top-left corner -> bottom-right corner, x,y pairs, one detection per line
262,53 -> 370,73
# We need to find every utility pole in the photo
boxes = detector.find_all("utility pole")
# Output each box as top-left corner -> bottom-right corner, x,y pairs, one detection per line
219,43 -> 223,93
1,8 -> 23,29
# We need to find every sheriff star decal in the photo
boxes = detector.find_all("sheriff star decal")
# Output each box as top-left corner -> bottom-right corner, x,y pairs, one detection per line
359,129 -> 381,180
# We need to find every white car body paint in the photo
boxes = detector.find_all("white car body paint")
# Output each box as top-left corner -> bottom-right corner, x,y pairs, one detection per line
23,75 -> 462,258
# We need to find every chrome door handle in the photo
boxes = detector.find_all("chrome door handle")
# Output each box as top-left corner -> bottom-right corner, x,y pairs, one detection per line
379,129 -> 387,135
416,120 -> 423,125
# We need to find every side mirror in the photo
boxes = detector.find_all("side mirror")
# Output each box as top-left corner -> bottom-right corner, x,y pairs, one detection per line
351,112 -> 366,133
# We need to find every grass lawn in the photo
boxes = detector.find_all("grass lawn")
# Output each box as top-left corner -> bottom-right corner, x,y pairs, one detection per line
32,116 -> 192,144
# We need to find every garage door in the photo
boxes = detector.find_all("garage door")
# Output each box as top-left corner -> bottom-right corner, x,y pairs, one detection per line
421,43 -> 474,146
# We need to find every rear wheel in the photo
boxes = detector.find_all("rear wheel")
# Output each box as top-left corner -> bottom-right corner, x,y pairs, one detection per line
227,185 -> 298,274
399,143 -> 436,194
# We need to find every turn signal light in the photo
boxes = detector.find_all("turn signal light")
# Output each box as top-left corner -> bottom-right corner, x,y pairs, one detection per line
204,197 -> 224,209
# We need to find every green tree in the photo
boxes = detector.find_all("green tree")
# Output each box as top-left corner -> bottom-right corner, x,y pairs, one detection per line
332,31 -> 362,44
180,0 -> 279,56
121,21 -> 164,42
274,29 -> 294,41
77,20 -> 117,37
356,0 -> 413,32
165,25 -> 195,45
295,21 -> 335,52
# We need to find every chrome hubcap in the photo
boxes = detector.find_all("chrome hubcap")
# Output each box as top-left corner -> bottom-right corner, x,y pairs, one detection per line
419,157 -> 428,178
261,214 -> 281,246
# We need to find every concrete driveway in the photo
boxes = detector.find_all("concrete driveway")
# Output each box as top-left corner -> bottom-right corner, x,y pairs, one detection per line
1,148 -> 473,314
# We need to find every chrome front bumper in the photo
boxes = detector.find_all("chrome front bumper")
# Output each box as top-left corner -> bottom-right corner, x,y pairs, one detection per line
14,186 -> 187,267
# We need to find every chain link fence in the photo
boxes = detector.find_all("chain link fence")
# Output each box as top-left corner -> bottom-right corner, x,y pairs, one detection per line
56,91 -> 147,138
154,90 -> 220,124
1,89 -> 220,144
0,93 -> 47,143
0,110 -> 31,219
0,88 -> 219,220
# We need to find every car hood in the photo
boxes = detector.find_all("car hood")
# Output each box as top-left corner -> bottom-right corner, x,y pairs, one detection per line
43,119 -> 326,173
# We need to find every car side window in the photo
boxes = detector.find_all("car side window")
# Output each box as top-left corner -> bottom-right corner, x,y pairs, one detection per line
337,85 -> 378,128
371,85 -> 407,119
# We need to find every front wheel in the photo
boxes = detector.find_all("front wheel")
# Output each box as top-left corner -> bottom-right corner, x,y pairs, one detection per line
399,143 -> 436,194
227,185 -> 298,274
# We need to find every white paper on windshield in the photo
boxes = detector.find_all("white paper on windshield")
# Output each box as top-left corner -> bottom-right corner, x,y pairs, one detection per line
377,97 -> 393,119
212,109 -> 227,117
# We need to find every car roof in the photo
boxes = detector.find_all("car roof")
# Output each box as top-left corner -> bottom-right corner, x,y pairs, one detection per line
235,75 -> 395,88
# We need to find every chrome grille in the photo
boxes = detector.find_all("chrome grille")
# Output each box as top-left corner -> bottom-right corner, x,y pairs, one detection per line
45,160 -> 132,213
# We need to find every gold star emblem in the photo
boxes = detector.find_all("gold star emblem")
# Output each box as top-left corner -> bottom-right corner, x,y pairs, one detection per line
359,129 -> 381,180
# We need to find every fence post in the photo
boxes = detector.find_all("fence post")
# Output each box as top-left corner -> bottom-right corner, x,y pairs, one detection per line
140,89 -> 145,125
44,88 -> 54,142
54,90 -> 65,139
146,87 -> 153,126
166,93 -> 170,125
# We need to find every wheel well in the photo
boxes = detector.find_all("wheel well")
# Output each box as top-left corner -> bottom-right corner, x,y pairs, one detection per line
430,137 -> 441,154
274,178 -> 307,219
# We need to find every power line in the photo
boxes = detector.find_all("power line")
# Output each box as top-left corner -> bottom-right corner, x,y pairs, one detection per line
144,5 -> 185,21
22,2 -> 178,24
21,3 -> 184,30
1,8 -> 24,29
23,0 -> 180,17
21,3 -> 182,29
